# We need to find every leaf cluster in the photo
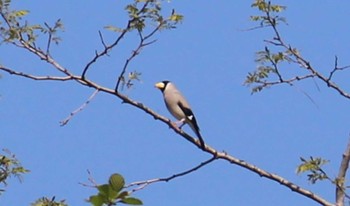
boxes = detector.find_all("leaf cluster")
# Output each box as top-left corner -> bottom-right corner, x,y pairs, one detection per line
0,149 -> 29,194
105,0 -> 183,33
88,173 -> 143,206
0,0 -> 63,49
120,71 -> 142,90
296,157 -> 330,184
31,196 -> 67,206
245,1 -> 309,94
250,0 -> 286,27
244,45 -> 300,93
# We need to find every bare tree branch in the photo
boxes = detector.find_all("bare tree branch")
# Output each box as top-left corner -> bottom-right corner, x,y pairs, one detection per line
0,2 -> 335,205
328,56 -> 350,82
0,63 -> 335,206
125,156 -> 217,194
0,66 -> 73,81
60,89 -> 100,126
335,138 -> 350,206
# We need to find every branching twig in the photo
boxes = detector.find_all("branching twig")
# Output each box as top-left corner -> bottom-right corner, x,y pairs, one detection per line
328,56 -> 350,82
81,26 -> 128,79
98,31 -> 108,49
125,156 -> 217,194
79,169 -> 98,188
81,1 -> 152,79
114,22 -> 163,92
60,89 -> 100,126
44,22 -> 52,55
262,9 -> 350,100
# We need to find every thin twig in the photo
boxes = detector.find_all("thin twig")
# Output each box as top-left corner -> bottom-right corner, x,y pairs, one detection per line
81,26 -> 129,79
328,56 -> 350,81
44,22 -> 52,55
79,169 -> 98,188
114,20 -> 164,92
0,66 -> 73,81
81,1 -> 152,79
60,89 -> 99,126
125,156 -> 217,194
98,31 -> 108,49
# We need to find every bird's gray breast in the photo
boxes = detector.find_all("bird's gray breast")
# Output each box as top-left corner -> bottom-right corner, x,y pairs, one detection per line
163,91 -> 187,120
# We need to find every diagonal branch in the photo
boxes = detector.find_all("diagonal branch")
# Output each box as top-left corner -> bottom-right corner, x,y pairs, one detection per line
60,89 -> 100,126
125,156 -> 217,194
0,63 -> 335,206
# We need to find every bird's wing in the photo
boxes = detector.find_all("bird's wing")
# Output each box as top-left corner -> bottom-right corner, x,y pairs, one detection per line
178,101 -> 205,149
177,101 -> 199,131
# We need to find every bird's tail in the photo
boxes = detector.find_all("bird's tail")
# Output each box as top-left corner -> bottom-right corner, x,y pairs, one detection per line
188,121 -> 206,150
196,131 -> 206,150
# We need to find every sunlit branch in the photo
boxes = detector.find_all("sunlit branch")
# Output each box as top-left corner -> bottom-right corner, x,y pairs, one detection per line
60,89 -> 100,126
256,74 -> 315,87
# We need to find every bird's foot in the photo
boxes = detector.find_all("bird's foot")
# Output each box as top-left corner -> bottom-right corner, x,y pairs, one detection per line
173,118 -> 186,129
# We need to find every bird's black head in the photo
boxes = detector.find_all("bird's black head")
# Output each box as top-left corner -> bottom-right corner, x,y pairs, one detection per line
155,80 -> 170,92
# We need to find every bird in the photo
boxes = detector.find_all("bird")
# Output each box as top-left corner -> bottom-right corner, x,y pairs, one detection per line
155,80 -> 205,149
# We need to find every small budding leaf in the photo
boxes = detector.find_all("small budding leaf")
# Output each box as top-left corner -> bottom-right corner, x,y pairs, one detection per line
14,10 -> 29,17
104,25 -> 125,33
117,191 -> 129,199
169,14 -> 183,22
109,173 -> 125,192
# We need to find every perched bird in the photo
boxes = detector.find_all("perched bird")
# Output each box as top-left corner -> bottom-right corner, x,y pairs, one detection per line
155,80 -> 205,149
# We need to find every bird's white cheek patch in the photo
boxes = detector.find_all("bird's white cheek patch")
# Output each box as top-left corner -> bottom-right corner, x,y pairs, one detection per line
187,115 -> 194,120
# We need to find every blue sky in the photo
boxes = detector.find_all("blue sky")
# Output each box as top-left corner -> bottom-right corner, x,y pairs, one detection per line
1,1 -> 350,205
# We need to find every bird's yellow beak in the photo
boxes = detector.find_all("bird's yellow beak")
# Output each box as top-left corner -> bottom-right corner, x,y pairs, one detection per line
155,82 -> 165,89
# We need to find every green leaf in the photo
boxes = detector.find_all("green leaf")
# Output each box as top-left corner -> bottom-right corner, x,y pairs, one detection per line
88,195 -> 104,206
97,184 -> 118,200
120,197 -> 143,205
97,184 -> 110,196
109,173 -> 125,192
